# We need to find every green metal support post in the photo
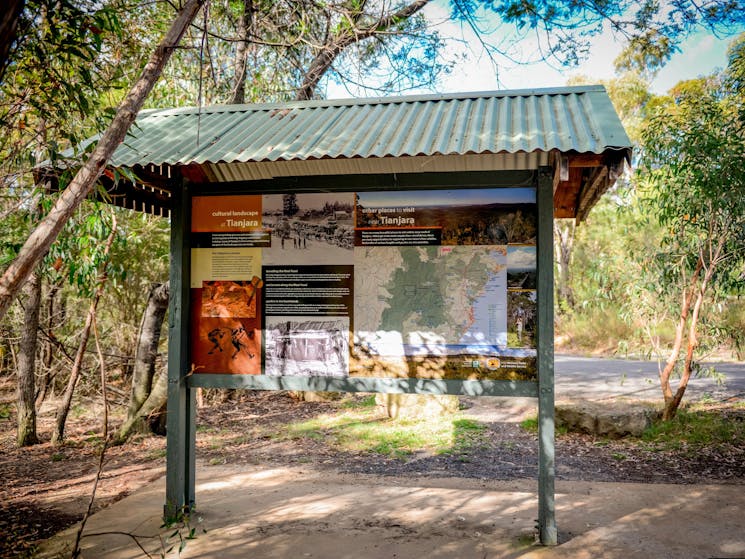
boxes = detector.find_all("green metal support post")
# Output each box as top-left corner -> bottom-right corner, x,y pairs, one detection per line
537,167 -> 557,545
165,182 -> 196,520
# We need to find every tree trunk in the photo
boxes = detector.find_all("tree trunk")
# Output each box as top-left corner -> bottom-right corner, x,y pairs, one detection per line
229,0 -> 256,105
661,247 -> 719,420
554,221 -> 575,311
119,282 -> 169,440
659,259 -> 702,409
118,367 -> 168,440
52,298 -> 98,445
662,286 -> 705,420
52,217 -> 117,445
36,281 -> 61,405
16,268 -> 41,447
0,0 -> 25,83
0,0 -> 207,322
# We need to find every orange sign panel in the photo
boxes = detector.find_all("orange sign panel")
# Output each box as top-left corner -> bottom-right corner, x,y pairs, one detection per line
192,195 -> 262,232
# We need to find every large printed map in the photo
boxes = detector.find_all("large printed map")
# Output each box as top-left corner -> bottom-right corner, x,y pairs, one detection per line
354,245 -> 507,355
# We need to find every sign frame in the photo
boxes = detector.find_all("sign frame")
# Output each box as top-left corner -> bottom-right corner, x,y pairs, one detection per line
164,169 -> 556,545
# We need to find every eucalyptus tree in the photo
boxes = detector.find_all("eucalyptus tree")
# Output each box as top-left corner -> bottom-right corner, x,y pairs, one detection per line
0,0 -> 127,445
144,0 -> 448,105
0,0 -> 206,323
0,0 -> 206,446
553,70 -> 653,315
637,35 -> 745,420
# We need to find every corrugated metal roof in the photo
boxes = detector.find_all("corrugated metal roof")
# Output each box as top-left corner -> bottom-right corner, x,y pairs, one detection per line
110,86 -> 631,169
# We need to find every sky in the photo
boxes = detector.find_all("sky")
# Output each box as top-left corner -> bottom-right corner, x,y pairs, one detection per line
325,2 -> 744,99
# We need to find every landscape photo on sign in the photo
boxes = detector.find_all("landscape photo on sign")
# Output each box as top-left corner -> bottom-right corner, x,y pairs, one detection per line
354,187 -> 537,245
507,245 -> 537,290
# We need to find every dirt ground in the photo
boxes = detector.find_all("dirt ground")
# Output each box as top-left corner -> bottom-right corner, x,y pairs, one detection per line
1,390 -> 744,558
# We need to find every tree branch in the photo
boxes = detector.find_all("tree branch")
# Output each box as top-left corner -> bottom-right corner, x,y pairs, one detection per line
0,0 -> 207,321
295,0 -> 430,100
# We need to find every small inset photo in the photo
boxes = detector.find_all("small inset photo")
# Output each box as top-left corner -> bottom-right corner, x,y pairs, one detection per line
507,290 -> 536,348
201,278 -> 263,318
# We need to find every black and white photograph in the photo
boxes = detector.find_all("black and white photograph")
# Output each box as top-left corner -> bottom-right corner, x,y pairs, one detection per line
262,193 -> 355,265
265,316 -> 350,377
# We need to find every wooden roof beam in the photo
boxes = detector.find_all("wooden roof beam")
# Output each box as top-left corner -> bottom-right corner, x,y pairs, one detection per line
575,166 -> 608,223
567,153 -> 604,168
553,167 -> 583,218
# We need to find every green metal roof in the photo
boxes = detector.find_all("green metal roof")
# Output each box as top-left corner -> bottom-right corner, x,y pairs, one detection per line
111,85 -> 631,168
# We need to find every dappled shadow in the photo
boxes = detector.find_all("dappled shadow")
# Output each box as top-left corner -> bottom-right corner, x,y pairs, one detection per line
195,392 -> 543,481
34,390 -> 745,558
47,464 -> 745,558
186,468 -> 545,559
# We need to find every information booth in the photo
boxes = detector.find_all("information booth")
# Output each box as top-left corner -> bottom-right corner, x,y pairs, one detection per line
97,86 -> 631,545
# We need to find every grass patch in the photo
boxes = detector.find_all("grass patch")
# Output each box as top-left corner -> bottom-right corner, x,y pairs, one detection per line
520,417 -> 538,433
641,405 -> 745,448
437,418 -> 487,456
520,415 -> 567,436
340,394 -> 377,409
285,404 -> 488,458
556,307 -> 641,355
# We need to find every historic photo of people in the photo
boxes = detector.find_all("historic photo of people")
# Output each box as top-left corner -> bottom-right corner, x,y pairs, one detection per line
262,193 -> 355,265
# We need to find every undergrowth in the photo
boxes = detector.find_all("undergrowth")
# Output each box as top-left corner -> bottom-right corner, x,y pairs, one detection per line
641,404 -> 745,449
520,403 -> 745,450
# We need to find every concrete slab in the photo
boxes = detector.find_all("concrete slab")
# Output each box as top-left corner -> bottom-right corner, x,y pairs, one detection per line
38,463 -> 745,559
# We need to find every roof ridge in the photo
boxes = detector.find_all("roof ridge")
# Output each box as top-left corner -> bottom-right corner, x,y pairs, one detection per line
139,86 -> 608,118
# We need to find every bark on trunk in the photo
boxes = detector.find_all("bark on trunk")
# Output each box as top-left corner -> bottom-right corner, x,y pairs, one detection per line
659,259 -> 702,406
0,0 -> 25,83
229,0 -> 256,105
36,281 -> 61,405
0,0 -> 207,322
554,221 -> 575,311
661,246 -> 719,420
118,367 -> 168,440
119,282 -> 169,440
16,268 -> 41,447
52,301 -> 96,445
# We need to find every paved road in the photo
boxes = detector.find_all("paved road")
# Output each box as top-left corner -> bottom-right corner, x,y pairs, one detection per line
554,355 -> 745,402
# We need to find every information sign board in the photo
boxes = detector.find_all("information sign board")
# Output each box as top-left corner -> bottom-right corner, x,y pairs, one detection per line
188,187 -> 538,383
